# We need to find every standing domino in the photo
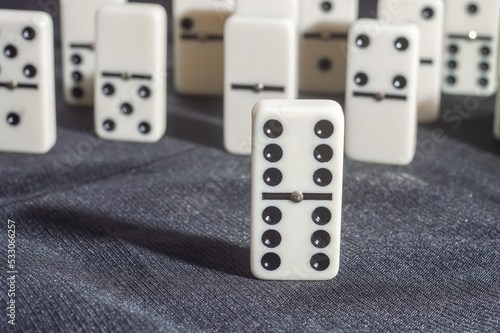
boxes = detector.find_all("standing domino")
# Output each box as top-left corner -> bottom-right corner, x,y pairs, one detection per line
0,10 -> 56,154
224,1 -> 299,155
173,0 -> 236,96
298,0 -> 358,94
495,93 -> 500,140
94,4 -> 167,143
61,0 -> 127,106
442,0 -> 500,96
345,19 -> 419,165
378,0 -> 444,123
251,100 -> 344,281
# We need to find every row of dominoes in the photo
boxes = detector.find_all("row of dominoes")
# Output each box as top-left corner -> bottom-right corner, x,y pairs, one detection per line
0,1 -> 167,154
1,0 -> 500,158
175,0 -> 500,161
220,0 -> 500,163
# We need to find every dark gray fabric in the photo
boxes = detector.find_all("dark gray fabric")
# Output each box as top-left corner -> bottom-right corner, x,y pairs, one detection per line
1,0 -> 499,332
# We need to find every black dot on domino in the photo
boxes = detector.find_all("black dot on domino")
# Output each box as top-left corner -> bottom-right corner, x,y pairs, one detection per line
6,113 -> 20,126
318,58 -> 332,72
71,54 -> 82,65
4,45 -> 17,58
313,169 -> 332,187
138,86 -> 151,99
321,1 -> 333,12
102,119 -> 115,132
262,230 -> 281,248
354,72 -> 368,86
120,103 -> 133,115
72,87 -> 84,98
311,231 -> 331,249
263,120 -> 283,138
310,253 -> 330,271
448,44 -> 459,54
467,3 -> 478,15
181,17 -> 194,30
22,27 -> 36,40
262,206 -> 282,225
261,253 -> 281,271
478,78 -> 488,87
480,46 -> 490,56
102,83 -> 115,96
446,75 -> 456,85
23,64 -> 37,78
314,145 -> 333,163
393,75 -> 407,89
314,120 -> 334,139
72,71 -> 83,82
480,62 -> 489,71
394,37 -> 409,51
355,34 -> 370,48
448,60 -> 457,69
263,144 -> 283,163
312,207 -> 332,225
421,7 -> 434,19
138,122 -> 151,134
263,168 -> 282,187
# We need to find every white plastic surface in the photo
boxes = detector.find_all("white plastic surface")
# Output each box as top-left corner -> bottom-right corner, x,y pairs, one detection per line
345,19 -> 419,165
61,0 -> 127,106
173,0 -> 236,96
495,92 -> 500,140
94,4 -> 167,143
0,10 -> 56,154
236,0 -> 299,20
378,0 -> 444,123
224,16 -> 298,155
251,99 -> 344,281
224,15 -> 298,155
442,0 -> 500,96
298,0 -> 358,94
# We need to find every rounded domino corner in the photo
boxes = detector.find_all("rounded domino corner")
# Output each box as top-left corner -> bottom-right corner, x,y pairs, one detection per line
32,10 -> 54,28
28,133 -> 56,155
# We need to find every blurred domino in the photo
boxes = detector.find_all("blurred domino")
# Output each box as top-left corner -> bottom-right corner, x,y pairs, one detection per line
224,1 -> 299,155
378,0 -> 444,123
236,0 -> 299,20
251,99 -> 344,281
0,10 -> 56,154
298,0 -> 358,94
495,94 -> 500,140
442,0 -> 500,96
94,4 -> 167,143
61,0 -> 127,106
173,0 -> 236,96
345,19 -> 419,165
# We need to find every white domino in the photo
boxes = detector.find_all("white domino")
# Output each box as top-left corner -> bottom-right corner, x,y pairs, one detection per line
251,99 -> 344,281
0,10 -> 56,154
298,0 -> 358,95
442,0 -> 500,96
224,3 -> 299,155
173,0 -> 236,96
378,0 -> 444,123
345,19 -> 419,165
236,0 -> 299,20
94,3 -> 167,143
61,0 -> 127,107
495,93 -> 500,140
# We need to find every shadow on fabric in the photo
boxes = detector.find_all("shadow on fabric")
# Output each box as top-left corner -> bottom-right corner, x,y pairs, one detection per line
432,95 -> 500,156
19,206 -> 253,279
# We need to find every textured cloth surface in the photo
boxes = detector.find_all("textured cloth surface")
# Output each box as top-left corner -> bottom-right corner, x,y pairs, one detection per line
1,0 -> 499,332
